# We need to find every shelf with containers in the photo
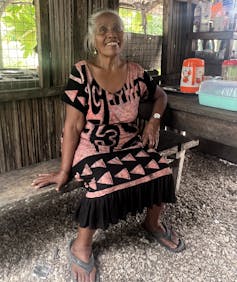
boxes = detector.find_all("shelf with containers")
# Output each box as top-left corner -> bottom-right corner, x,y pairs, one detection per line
185,0 -> 237,77
161,0 -> 237,85
188,31 -> 237,76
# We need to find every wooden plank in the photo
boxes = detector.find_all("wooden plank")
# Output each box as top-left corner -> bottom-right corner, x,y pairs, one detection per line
54,97 -> 65,156
47,0 -> 73,86
189,31 -> 237,40
18,101 -> 28,166
0,104 -> 8,172
0,94 -> 66,173
0,129 -> 198,211
35,0 -> 51,88
32,98 -> 40,162
64,0 -> 73,80
184,0 -> 194,57
60,0 -> 66,84
198,138 -> 237,164
108,0 -> 119,9
165,93 -> 237,147
0,159 -> 61,212
0,105 -> 6,171
49,0 -> 59,85
161,0 -> 170,80
73,0 -> 88,61
0,87 -> 63,103
12,101 -> 22,167
167,94 -> 237,122
170,110 -> 237,147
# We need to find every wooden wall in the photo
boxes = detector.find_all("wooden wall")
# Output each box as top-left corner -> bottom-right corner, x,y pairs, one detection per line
0,0 -> 119,173
162,0 -> 194,85
0,94 -> 64,173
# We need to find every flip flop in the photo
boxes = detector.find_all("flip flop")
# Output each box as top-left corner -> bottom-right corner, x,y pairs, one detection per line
68,239 -> 100,282
142,223 -> 185,253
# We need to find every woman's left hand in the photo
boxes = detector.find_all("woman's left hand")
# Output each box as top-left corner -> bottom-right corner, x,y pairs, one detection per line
142,119 -> 160,149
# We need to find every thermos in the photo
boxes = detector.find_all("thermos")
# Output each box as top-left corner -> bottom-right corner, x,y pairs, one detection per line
180,58 -> 205,93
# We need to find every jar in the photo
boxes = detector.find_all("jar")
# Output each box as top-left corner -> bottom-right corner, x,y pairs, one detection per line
222,60 -> 237,81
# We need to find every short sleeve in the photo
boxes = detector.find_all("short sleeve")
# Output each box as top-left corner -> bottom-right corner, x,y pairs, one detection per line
61,64 -> 89,115
140,71 -> 157,102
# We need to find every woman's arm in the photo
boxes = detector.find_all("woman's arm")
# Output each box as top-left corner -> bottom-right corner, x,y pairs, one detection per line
60,105 -> 85,174
141,86 -> 167,148
32,104 -> 85,191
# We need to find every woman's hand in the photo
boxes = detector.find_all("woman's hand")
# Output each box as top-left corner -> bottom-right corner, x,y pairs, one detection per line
142,119 -> 160,149
31,170 -> 69,192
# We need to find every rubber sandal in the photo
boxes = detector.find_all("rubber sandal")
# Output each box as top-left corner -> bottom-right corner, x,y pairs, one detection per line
68,239 -> 100,282
142,223 -> 186,253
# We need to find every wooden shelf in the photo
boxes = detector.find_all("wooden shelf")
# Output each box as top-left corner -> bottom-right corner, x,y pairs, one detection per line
189,31 -> 237,40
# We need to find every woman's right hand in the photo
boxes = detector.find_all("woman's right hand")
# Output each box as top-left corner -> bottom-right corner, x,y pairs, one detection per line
31,170 -> 69,192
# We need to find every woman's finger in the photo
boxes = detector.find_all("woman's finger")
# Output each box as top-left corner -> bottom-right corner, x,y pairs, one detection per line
147,133 -> 155,148
32,175 -> 55,187
142,133 -> 149,147
32,177 -> 51,185
34,181 -> 51,189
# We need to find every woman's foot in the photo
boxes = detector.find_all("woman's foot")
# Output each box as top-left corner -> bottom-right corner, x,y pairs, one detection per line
69,239 -> 97,282
142,221 -> 185,252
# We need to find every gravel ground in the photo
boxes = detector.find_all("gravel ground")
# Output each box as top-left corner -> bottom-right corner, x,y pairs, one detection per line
0,151 -> 236,282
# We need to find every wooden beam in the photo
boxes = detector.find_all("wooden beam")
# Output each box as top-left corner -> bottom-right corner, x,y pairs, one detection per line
35,0 -> 51,88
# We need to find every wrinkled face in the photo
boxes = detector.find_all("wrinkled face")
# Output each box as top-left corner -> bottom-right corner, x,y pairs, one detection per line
94,13 -> 124,57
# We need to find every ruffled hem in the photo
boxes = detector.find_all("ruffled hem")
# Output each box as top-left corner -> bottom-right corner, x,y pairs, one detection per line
73,174 -> 176,230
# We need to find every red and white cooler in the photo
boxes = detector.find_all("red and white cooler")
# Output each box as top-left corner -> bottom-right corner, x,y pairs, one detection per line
180,58 -> 205,93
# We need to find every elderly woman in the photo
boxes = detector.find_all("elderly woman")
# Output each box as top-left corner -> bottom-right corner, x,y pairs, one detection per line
32,9 -> 185,282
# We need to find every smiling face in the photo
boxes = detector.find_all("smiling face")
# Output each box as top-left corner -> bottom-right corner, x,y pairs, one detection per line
94,12 -> 124,58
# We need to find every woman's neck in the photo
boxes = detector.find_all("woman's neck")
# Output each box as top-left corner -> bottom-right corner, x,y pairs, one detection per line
93,55 -> 124,71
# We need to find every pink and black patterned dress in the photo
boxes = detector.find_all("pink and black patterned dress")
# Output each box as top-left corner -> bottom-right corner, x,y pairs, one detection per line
62,60 -> 176,230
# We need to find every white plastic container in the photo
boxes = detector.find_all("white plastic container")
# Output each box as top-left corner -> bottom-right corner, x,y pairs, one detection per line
197,80 -> 237,111
200,0 -> 212,31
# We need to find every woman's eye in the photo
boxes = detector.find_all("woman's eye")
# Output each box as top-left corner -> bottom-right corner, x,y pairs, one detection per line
113,26 -> 123,33
97,26 -> 107,34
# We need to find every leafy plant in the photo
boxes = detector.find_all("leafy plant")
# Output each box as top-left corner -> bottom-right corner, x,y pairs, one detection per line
1,1 -> 36,58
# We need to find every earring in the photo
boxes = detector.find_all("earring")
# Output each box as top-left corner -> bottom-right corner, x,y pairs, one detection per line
93,48 -> 98,56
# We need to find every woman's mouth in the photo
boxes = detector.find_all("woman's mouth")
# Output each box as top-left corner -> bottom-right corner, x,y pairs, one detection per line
106,41 -> 119,47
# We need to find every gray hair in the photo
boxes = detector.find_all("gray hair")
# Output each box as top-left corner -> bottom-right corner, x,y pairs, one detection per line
85,9 -> 124,54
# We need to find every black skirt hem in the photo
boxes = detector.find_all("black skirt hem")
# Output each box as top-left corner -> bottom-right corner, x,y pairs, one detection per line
73,174 -> 176,230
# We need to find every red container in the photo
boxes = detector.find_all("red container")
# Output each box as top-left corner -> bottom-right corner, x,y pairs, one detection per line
222,59 -> 237,81
180,58 -> 205,93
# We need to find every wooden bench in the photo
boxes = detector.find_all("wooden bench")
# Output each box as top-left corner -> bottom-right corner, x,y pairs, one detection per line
0,129 -> 199,213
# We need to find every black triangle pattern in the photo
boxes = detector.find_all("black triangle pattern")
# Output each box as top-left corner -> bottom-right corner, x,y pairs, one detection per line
71,148 -> 169,192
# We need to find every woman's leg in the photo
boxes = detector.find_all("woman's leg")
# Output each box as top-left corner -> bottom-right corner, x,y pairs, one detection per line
143,203 -> 181,249
70,226 -> 97,282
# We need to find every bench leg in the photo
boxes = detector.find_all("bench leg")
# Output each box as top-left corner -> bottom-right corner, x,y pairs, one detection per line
175,150 -> 186,192
170,150 -> 186,192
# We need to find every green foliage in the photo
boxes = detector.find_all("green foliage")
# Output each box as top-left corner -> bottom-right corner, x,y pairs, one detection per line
119,8 -> 162,35
146,14 -> 163,35
119,8 -> 143,33
1,1 -> 36,58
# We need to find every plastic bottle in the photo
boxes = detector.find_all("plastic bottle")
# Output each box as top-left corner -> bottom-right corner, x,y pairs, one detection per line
213,11 -> 224,31
212,1 -> 224,31
200,0 -> 212,32
193,0 -> 202,32
223,11 -> 230,30
223,0 -> 234,30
